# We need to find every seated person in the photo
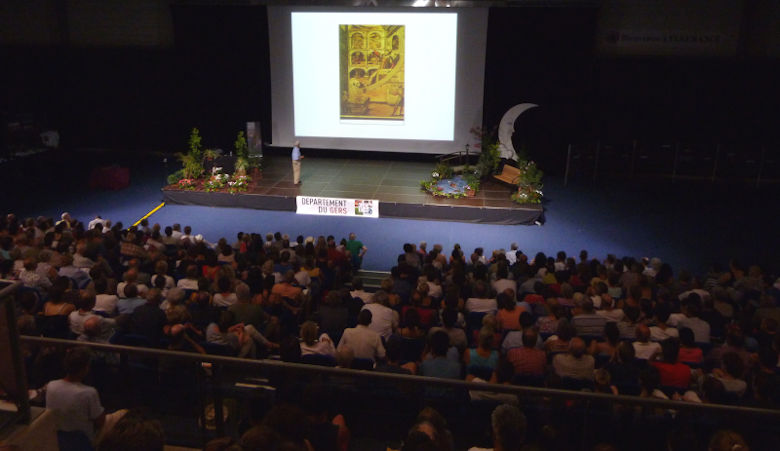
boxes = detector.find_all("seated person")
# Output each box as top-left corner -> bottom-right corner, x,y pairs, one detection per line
46,347 -> 126,444
300,320 -> 336,357
552,337 -> 595,381
506,328 -> 546,377
420,330 -> 461,379
464,327 -> 499,375
651,338 -> 691,389
337,309 -> 386,362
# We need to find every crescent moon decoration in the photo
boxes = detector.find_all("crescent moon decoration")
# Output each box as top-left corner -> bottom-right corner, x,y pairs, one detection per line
497,103 -> 539,160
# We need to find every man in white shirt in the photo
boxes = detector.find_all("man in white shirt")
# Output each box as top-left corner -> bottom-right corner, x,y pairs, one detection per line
170,224 -> 183,240
361,290 -> 398,340
87,215 -> 108,230
466,281 -> 497,313
632,324 -> 662,360
337,310 -> 386,361
46,348 -> 106,443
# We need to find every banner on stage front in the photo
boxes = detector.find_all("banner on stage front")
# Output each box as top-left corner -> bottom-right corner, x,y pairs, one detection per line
296,196 -> 379,218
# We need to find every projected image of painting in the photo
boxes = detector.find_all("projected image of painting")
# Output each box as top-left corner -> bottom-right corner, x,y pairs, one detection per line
340,25 -> 405,121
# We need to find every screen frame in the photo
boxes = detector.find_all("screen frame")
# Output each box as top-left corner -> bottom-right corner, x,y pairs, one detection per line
268,6 -> 488,154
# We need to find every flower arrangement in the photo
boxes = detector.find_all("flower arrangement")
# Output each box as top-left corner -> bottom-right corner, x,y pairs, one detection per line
227,174 -> 251,194
203,167 -> 229,192
510,161 -> 544,204
177,178 -> 198,190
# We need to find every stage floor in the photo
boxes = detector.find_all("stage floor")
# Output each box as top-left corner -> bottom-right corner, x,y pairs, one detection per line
162,156 -> 543,225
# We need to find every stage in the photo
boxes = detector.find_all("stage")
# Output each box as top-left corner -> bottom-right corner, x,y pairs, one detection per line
162,156 -> 543,225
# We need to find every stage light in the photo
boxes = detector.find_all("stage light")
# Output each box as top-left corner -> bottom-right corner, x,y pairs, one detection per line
412,0 -> 433,6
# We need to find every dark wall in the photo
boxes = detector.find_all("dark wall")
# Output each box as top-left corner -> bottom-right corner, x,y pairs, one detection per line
0,4 -> 271,152
1,5 -> 778,166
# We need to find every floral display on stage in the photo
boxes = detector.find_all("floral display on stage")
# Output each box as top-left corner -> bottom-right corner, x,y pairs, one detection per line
167,128 -> 260,194
420,125 -> 544,204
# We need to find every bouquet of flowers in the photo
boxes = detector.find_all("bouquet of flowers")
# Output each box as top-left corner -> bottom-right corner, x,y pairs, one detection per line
177,178 -> 197,190
227,174 -> 251,194
204,167 -> 229,192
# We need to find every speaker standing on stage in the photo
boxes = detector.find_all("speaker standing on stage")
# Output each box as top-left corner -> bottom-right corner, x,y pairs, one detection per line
291,140 -> 303,185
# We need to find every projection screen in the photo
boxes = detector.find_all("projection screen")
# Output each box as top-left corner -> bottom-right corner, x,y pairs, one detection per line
268,7 -> 488,154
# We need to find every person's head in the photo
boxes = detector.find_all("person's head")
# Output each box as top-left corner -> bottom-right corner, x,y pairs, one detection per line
235,283 -> 250,303
604,322 -> 620,345
441,308 -> 458,329
635,324 -> 651,343
660,338 -> 680,363
478,327 -> 494,350
96,409 -> 165,451
404,308 -> 422,330
491,404 -> 526,451
217,311 -> 235,333
522,328 -> 538,348
124,283 -> 138,299
300,321 -> 319,346
146,288 -> 162,306
708,430 -> 748,451
357,309 -> 372,326
217,276 -> 232,293
64,347 -> 92,379
373,290 -> 390,307
639,365 -> 661,394
385,334 -> 403,363
569,337 -> 586,358
581,297 -> 595,314
617,341 -> 636,363
497,292 -> 514,311
430,330 -> 450,357
556,322 -> 576,342
679,327 -> 696,347
721,352 -> 745,379
76,292 -> 96,312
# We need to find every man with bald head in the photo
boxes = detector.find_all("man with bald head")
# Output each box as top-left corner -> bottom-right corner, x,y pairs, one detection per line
552,337 -> 595,380
633,324 -> 662,360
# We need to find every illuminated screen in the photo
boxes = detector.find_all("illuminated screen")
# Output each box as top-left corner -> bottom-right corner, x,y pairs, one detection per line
269,7 -> 488,154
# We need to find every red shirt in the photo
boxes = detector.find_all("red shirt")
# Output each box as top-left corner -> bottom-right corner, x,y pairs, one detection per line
677,347 -> 703,364
507,347 -> 547,376
652,361 -> 691,388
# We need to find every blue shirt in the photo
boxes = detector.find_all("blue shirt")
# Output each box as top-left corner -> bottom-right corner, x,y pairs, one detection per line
291,145 -> 301,161
117,297 -> 147,315
421,356 -> 461,379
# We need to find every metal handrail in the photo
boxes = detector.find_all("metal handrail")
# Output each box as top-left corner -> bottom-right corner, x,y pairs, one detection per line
19,335 -> 780,418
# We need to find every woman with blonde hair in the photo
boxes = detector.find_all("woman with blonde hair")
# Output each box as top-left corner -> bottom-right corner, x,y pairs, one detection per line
299,320 -> 336,357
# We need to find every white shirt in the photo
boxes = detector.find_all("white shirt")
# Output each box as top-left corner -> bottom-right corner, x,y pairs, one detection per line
361,303 -> 398,339
649,325 -> 679,342
95,294 -> 119,315
465,297 -> 497,313
176,278 -> 199,290
350,289 -> 373,304
46,379 -> 104,442
337,325 -> 386,361
213,293 -> 238,308
491,279 -> 516,297
633,341 -> 662,360
87,217 -> 107,230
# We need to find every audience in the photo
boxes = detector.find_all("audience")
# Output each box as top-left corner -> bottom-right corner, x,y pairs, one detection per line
4,212 -> 779,449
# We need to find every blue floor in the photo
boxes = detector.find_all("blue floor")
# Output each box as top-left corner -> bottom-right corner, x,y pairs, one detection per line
4,150 -> 778,276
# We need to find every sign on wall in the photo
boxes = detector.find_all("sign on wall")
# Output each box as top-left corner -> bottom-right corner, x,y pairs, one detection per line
296,196 -> 379,218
